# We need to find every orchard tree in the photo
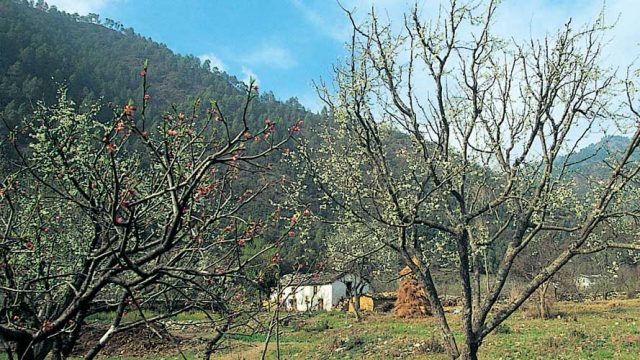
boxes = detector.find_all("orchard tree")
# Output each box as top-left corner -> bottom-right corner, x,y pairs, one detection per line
0,63 -> 303,360
511,232 -> 565,319
302,1 -> 640,359
325,223 -> 398,321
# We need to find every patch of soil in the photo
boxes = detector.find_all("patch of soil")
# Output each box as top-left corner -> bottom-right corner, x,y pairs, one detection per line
72,323 -> 199,357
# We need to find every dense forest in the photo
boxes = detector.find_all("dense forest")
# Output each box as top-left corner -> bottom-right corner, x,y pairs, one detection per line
0,0 -> 322,127
0,0 -> 329,272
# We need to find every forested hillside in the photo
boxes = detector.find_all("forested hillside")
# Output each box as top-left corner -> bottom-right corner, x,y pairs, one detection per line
0,0 -> 328,270
0,0 -> 323,131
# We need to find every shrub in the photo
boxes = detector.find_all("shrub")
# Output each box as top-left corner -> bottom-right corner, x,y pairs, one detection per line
414,336 -> 446,354
304,319 -> 330,332
495,324 -> 512,334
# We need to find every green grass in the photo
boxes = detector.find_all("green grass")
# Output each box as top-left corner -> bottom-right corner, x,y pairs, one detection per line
86,309 -> 220,323
3,299 -> 640,359
226,332 -> 321,343
218,299 -> 640,359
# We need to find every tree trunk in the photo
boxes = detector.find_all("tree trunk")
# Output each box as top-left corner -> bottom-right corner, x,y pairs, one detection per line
457,342 -> 479,360
538,282 -> 549,319
15,340 -> 35,360
353,293 -> 361,322
456,232 -> 475,360
59,314 -> 86,358
34,339 -> 54,360
50,338 -> 63,360
402,251 -> 459,358
3,341 -> 14,360
205,316 -> 233,360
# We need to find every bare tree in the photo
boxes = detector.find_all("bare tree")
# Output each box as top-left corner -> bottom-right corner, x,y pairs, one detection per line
301,1 -> 640,359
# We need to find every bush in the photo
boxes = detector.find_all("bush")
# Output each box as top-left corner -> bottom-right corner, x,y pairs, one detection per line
414,336 -> 446,354
291,319 -> 330,332
305,319 -> 330,332
495,324 -> 512,334
331,336 -> 365,351
569,329 -> 589,341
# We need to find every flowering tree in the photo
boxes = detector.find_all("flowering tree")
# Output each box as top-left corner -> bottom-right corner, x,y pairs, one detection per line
0,63 -> 301,360
325,223 -> 397,321
302,1 -> 640,359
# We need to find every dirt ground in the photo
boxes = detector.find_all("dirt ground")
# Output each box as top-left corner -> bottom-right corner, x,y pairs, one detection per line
71,324 -> 204,358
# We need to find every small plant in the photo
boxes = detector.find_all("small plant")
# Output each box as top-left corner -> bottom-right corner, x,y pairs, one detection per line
569,329 -> 589,341
331,336 -> 365,351
289,320 -> 305,332
495,324 -> 512,334
414,336 -> 446,354
545,336 -> 563,349
304,319 -> 330,332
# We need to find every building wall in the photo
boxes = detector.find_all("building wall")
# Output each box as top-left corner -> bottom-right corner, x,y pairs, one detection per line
331,280 -> 347,308
348,294 -> 375,312
281,284 -> 334,311
279,274 -> 370,312
576,275 -> 599,291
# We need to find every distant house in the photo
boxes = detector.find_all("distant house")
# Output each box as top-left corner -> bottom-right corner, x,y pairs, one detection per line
576,274 -> 601,291
276,272 -> 369,311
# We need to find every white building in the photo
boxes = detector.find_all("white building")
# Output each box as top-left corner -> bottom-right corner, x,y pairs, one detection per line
276,272 -> 369,311
575,274 -> 601,291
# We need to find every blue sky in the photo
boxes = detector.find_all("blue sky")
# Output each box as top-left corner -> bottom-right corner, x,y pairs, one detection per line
96,1 -> 348,110
47,0 -> 639,113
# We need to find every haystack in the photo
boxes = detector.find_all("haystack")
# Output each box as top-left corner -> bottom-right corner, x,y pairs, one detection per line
394,264 -> 431,318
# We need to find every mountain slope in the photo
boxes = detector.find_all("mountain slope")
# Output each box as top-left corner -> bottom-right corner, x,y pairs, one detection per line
558,135 -> 637,181
0,0 -> 328,271
0,0 -> 320,132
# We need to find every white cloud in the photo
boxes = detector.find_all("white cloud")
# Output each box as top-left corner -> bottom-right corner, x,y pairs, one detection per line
290,0 -> 415,42
198,53 -> 226,72
46,0 -> 114,14
241,44 -> 297,69
241,66 -> 259,86
290,0 -> 350,41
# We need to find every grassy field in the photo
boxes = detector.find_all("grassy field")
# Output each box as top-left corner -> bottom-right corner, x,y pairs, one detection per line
5,299 -> 638,359
215,299 -> 640,359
